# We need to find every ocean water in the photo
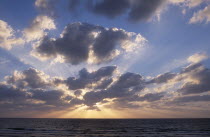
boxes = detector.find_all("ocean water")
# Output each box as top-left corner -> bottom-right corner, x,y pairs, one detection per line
0,118 -> 210,137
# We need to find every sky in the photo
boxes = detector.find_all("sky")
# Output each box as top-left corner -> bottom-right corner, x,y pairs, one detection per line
0,0 -> 210,118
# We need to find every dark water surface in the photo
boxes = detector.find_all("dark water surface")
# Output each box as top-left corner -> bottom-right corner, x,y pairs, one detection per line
0,118 -> 210,136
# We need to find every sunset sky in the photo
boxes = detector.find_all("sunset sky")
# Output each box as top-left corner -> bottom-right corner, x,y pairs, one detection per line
0,0 -> 210,118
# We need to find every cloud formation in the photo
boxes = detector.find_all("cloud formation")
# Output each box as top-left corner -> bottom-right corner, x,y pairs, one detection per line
1,53 -> 210,115
148,72 -> 177,84
187,53 -> 208,63
0,20 -> 24,49
189,5 -> 210,24
173,95 -> 210,103
170,0 -> 210,24
33,22 -> 146,64
0,65 -> 165,113
69,0 -> 166,22
64,66 -> 117,90
6,68 -> 50,89
83,72 -> 146,107
23,15 -> 56,42
177,63 -> 210,95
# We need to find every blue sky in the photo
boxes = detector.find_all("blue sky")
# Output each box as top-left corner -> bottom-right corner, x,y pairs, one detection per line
0,0 -> 210,118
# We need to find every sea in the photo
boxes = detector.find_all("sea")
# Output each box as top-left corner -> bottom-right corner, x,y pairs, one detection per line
0,118 -> 210,137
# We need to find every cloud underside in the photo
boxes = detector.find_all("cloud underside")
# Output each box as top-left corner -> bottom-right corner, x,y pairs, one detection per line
1,56 -> 210,114
68,0 -> 210,24
33,22 -> 146,64
69,0 -> 165,22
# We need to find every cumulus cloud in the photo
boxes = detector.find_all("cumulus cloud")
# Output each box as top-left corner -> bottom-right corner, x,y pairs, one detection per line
189,5 -> 210,24
0,68 -> 83,114
33,22 -> 146,64
187,53 -> 208,63
0,66 -> 167,112
148,72 -> 177,84
69,0 -> 166,22
0,83 -> 78,113
6,68 -> 50,89
177,63 -> 210,95
151,62 -> 210,95
1,58 -> 210,113
23,15 -> 56,42
64,66 -> 117,90
83,72 -> 146,107
150,62 -> 210,95
0,20 -> 25,49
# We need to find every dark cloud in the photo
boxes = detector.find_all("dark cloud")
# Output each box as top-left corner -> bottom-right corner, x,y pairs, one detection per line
0,84 -> 26,102
178,64 -> 210,95
107,92 -> 165,109
65,66 -> 116,90
137,92 -> 165,102
35,22 -> 137,64
128,0 -> 165,22
88,0 -> 130,18
1,66 -> 163,114
83,72 -> 145,107
0,82 -> 80,115
3,62 -> 210,115
145,63 -> 210,95
181,63 -> 203,74
173,95 -> 210,103
148,72 -> 176,84
93,28 -> 128,60
6,68 -> 49,89
95,78 -> 113,89
69,0 -> 166,22
31,89 -> 65,105
74,90 -> 82,96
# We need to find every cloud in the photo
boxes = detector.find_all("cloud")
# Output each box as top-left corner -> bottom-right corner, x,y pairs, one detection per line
151,62 -> 210,95
35,0 -> 56,17
0,84 -> 26,102
127,0 -> 166,22
148,72 -> 177,84
0,20 -> 25,50
177,63 -> 210,95
0,66 -> 150,112
69,0 -> 166,22
187,53 -> 208,63
5,68 -> 50,89
145,53 -> 210,96
169,0 -> 210,24
0,83 -> 77,113
1,58 -> 210,114
137,92 -> 165,102
83,72 -> 146,107
33,22 -> 146,64
189,5 -> 210,24
64,66 -> 117,90
172,95 -> 210,103
169,0 -> 205,8
87,0 -> 130,18
23,15 -> 56,42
